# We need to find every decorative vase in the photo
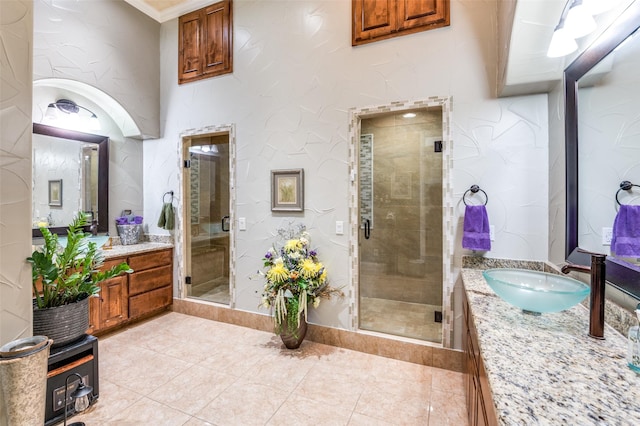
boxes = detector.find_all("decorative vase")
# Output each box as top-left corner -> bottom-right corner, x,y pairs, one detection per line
279,316 -> 307,349
33,296 -> 89,348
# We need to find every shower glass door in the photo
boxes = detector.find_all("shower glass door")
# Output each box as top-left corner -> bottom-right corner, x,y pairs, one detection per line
358,107 -> 443,343
184,133 -> 230,304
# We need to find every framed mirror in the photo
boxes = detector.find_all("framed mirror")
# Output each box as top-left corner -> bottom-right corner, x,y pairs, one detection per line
565,2 -> 640,299
32,123 -> 109,237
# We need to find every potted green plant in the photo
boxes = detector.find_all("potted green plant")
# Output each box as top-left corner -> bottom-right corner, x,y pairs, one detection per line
28,213 -> 132,347
260,225 -> 343,349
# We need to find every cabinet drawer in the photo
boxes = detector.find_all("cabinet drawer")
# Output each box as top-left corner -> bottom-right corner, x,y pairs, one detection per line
128,249 -> 172,272
102,257 -> 128,272
129,285 -> 172,319
129,265 -> 172,296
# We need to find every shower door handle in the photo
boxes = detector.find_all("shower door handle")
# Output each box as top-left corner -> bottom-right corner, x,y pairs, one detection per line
221,216 -> 230,232
364,219 -> 370,239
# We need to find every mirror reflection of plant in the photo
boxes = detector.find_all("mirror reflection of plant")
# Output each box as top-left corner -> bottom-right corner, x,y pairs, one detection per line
28,213 -> 132,309
260,225 -> 343,335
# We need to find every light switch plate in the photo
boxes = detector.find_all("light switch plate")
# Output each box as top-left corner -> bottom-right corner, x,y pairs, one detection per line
490,225 -> 495,241
602,227 -> 613,245
238,217 -> 246,231
335,221 -> 344,235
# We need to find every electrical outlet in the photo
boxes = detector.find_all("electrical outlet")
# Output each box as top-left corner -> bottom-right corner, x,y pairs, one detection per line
490,225 -> 495,241
238,217 -> 246,231
602,227 -> 613,245
373,249 -> 379,257
335,221 -> 344,235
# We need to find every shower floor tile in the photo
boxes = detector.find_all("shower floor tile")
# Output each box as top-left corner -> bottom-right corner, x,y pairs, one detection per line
189,278 -> 230,304
72,312 -> 466,425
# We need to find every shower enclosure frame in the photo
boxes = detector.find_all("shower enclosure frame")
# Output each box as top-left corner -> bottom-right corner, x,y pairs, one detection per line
177,124 -> 237,308
348,97 -> 454,347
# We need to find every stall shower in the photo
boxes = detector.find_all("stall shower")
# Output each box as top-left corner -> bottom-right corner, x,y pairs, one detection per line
358,107 -> 444,343
183,133 -> 231,305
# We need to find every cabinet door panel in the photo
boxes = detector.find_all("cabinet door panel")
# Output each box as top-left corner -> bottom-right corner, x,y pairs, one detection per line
352,0 -> 396,45
179,10 -> 203,82
203,4 -> 230,73
100,276 -> 128,329
397,0 -> 449,31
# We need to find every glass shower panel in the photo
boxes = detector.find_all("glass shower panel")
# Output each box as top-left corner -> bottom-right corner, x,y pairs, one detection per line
185,134 -> 230,305
358,108 -> 443,343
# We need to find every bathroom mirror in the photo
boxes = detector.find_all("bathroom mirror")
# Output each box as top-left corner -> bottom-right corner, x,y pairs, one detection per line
32,123 -> 109,237
565,2 -> 640,299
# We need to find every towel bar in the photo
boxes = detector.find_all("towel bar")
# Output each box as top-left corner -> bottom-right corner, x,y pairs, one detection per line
463,185 -> 488,206
163,190 -> 174,204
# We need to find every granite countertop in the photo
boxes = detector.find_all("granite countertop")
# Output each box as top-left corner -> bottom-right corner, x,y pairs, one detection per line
462,268 -> 640,425
101,242 -> 173,259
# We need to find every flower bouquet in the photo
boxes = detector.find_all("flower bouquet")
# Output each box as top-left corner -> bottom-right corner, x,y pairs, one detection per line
260,225 -> 342,347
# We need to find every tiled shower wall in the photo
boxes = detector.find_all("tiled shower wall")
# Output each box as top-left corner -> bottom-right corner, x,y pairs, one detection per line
0,0 -> 33,346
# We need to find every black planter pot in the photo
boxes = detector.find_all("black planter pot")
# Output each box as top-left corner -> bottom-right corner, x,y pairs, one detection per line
33,296 -> 89,348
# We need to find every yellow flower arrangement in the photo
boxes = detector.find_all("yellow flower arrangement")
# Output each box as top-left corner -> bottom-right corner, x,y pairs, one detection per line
260,227 -> 342,336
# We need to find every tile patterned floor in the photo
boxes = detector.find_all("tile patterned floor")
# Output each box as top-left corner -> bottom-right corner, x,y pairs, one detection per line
73,312 -> 467,425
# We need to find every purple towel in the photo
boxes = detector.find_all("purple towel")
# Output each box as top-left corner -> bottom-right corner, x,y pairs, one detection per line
462,205 -> 491,251
611,205 -> 640,257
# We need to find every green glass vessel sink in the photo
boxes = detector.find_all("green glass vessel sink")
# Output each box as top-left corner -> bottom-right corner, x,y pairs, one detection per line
482,268 -> 590,314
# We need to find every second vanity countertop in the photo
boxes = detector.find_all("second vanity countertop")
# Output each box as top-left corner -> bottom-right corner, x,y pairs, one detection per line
462,268 -> 640,425
101,242 -> 173,259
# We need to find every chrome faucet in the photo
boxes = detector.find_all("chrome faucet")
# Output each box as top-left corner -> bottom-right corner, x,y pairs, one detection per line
561,251 -> 606,339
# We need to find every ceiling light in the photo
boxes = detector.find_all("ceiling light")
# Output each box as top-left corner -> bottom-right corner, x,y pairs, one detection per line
189,145 -> 219,155
547,25 -> 578,57
402,113 -> 417,118
45,99 -> 101,131
564,0 -> 597,38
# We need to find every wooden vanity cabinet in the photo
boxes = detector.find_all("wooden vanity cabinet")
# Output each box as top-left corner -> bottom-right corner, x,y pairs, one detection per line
88,248 -> 173,335
352,0 -> 450,46
463,291 -> 498,426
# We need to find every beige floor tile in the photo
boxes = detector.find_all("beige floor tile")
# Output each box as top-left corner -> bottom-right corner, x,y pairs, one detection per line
105,396 -> 191,425
195,379 -> 289,425
182,416 -> 216,425
239,350 -> 318,393
355,380 -> 431,424
268,393 -> 353,426
294,366 -> 365,411
347,412 -> 396,425
431,367 -> 465,396
428,389 -> 468,425
147,364 -> 237,415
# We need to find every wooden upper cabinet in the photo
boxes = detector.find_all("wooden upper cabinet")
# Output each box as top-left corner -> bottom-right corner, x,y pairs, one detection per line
352,0 -> 449,46
179,0 -> 233,84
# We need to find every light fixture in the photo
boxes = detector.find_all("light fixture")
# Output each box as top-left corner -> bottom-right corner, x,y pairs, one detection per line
547,24 -> 578,57
46,99 -> 101,131
402,112 -> 417,118
63,372 -> 93,426
189,145 -> 219,155
547,0 -> 598,58
564,0 -> 596,38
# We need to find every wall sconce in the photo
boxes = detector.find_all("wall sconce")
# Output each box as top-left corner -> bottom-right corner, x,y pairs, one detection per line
547,0 -> 618,58
63,372 -> 93,426
45,99 -> 101,131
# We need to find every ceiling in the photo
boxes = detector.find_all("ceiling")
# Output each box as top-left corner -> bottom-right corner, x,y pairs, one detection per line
124,0 -> 635,97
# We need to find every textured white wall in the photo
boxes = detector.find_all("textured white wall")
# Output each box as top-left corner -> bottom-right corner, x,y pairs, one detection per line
148,0 -> 550,332
0,0 -> 33,346
33,0 -> 161,139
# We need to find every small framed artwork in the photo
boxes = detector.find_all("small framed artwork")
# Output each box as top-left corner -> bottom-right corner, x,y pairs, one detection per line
48,179 -> 63,207
271,169 -> 304,212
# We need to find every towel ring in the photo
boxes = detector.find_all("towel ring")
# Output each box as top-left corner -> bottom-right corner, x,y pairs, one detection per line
163,190 -> 174,203
615,181 -> 640,205
463,185 -> 488,206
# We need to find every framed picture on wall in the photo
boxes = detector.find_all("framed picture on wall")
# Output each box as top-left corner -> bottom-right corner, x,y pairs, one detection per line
271,169 -> 304,212
48,179 -> 63,207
